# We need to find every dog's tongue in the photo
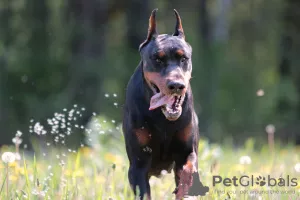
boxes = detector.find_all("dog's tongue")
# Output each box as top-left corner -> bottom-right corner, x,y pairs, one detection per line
149,93 -> 174,110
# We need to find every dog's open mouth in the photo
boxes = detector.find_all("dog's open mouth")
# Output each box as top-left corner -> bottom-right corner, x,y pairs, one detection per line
149,84 -> 184,121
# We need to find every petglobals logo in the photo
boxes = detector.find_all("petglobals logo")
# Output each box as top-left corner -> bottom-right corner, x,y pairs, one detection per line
213,175 -> 298,187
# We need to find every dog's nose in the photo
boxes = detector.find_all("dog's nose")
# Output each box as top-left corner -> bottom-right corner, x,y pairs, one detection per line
167,81 -> 186,93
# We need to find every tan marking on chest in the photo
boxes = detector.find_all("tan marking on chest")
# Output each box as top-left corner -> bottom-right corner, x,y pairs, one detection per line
177,123 -> 192,142
135,128 -> 152,145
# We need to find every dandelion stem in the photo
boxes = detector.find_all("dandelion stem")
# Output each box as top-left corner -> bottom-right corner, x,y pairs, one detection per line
6,164 -> 8,198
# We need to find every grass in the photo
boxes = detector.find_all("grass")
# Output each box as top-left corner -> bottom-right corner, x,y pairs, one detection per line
1,138 -> 300,200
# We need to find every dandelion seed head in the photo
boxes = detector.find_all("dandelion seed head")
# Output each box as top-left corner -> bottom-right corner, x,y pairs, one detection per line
16,130 -> 22,137
12,137 -> 22,145
239,155 -> 252,165
33,122 -> 47,135
256,89 -> 264,97
294,163 -> 300,173
15,152 -> 21,161
2,152 -> 16,163
265,124 -> 276,134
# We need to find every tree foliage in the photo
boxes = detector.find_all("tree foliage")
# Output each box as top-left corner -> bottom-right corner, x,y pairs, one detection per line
0,0 -> 299,146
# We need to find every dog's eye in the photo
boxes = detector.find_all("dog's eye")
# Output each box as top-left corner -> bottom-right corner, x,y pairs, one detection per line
181,57 -> 187,63
156,58 -> 163,64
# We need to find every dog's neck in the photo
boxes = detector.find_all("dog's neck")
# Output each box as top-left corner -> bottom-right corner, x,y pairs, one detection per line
140,61 -> 155,104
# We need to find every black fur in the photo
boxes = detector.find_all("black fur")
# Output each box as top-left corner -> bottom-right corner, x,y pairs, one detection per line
122,9 -> 206,200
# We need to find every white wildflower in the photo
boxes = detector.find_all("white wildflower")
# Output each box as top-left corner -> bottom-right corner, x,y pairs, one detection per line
15,152 -> 21,161
256,89 -> 264,96
32,189 -> 46,197
239,155 -> 252,165
294,163 -> 300,173
265,124 -> 275,134
12,137 -> 23,145
2,152 -> 16,163
16,130 -> 22,137
34,122 -> 47,135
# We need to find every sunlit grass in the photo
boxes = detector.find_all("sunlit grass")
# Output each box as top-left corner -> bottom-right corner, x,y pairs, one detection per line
1,105 -> 299,199
1,138 -> 300,200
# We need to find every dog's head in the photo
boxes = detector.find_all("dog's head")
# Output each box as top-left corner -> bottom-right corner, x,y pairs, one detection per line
139,9 -> 192,121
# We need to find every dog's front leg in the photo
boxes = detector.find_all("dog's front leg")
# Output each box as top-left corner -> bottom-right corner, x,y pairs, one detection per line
173,152 -> 209,199
128,155 -> 152,199
173,152 -> 197,200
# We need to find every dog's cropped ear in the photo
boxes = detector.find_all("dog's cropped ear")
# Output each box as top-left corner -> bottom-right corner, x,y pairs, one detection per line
139,9 -> 158,51
173,9 -> 185,39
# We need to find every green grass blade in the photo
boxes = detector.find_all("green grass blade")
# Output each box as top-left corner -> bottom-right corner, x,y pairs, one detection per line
0,171 -> 7,196
23,153 -> 31,200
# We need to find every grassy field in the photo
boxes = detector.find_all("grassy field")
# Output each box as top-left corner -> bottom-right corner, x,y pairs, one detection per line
1,138 -> 300,200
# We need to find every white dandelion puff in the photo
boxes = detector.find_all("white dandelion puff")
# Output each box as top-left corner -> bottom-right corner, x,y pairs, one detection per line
12,137 -> 22,145
14,152 -> 21,161
265,124 -> 276,134
294,163 -> 300,173
2,152 -> 16,163
16,130 -> 22,137
256,89 -> 264,97
34,122 -> 47,135
239,155 -> 252,165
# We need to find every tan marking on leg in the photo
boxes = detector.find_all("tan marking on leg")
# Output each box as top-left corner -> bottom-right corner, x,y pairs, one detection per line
175,152 -> 198,199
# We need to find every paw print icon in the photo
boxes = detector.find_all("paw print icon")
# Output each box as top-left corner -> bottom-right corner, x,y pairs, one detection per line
256,176 -> 266,186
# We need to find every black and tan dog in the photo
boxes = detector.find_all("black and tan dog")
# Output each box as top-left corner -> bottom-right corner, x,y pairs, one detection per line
123,9 -> 208,200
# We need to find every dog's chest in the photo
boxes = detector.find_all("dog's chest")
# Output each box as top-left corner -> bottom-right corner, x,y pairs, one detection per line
146,130 -> 176,176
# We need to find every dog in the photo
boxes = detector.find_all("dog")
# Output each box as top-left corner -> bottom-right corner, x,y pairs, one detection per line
123,9 -> 208,199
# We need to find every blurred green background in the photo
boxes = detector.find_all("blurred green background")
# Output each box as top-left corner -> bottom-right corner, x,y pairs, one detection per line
0,0 -> 300,147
